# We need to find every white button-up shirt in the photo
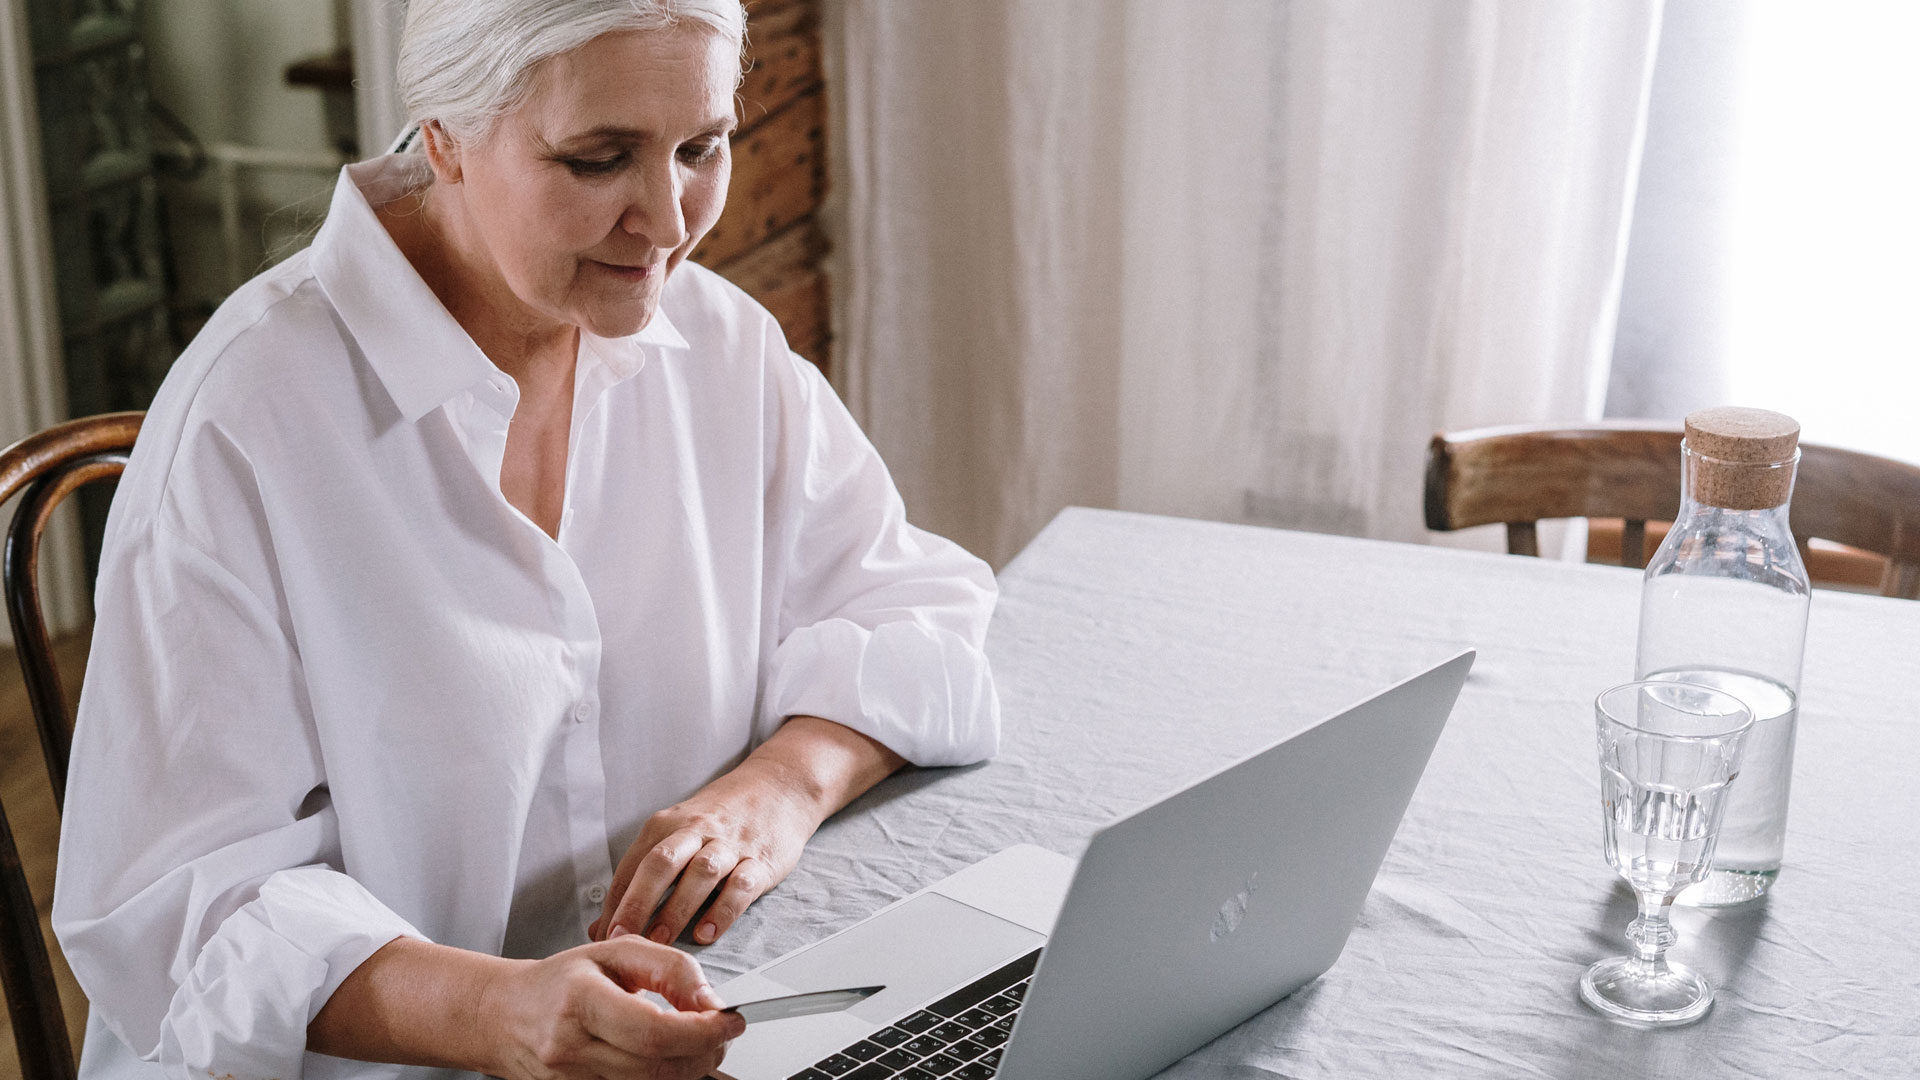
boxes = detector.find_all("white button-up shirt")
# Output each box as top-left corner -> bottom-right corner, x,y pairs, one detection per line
51,156 -> 1000,1080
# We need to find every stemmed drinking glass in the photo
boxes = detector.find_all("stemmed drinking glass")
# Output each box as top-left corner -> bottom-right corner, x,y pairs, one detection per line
1581,680 -> 1754,1027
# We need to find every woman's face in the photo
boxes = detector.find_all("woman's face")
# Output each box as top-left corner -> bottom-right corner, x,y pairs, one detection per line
438,25 -> 737,341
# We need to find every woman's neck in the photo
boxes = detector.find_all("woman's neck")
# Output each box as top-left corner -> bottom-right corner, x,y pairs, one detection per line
375,188 -> 577,387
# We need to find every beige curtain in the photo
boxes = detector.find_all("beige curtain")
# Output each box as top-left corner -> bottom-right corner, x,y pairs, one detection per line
829,0 -> 1663,566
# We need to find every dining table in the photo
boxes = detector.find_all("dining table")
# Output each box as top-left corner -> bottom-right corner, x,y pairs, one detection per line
693,507 -> 1920,1077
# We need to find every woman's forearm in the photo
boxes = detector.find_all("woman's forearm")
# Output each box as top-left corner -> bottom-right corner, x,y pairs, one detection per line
311,935 -> 739,1079
740,714 -> 907,821
308,937 -> 517,1072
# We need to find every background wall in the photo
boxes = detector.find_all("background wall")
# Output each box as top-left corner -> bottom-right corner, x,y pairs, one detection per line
142,0 -> 344,328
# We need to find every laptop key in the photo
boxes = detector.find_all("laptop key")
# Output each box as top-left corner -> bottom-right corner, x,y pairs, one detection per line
901,1035 -> 944,1057
978,1048 -> 1003,1067
896,1010 -> 942,1034
976,1025 -> 1009,1047
923,1052 -> 964,1074
978,994 -> 1019,1016
787,1070 -> 833,1080
928,1021 -> 971,1043
868,1025 -> 913,1047
876,1048 -> 920,1071
815,1054 -> 860,1076
991,1015 -> 1016,1032
949,1063 -> 997,1080
844,1041 -> 886,1062
840,1065 -> 893,1080
953,1036 -> 995,1060
954,1007 -> 997,1029
899,1070 -> 939,1080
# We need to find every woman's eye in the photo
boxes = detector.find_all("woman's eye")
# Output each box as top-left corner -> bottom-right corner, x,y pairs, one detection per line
565,154 -> 627,176
678,141 -> 724,165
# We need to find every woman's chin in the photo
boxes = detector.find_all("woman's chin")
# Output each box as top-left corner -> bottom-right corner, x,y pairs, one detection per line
579,299 -> 659,341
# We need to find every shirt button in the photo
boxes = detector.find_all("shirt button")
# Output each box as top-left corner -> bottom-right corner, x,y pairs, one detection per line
574,701 -> 593,723
587,885 -> 608,904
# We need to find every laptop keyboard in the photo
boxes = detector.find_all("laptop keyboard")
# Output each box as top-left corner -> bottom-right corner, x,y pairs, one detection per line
784,947 -> 1042,1080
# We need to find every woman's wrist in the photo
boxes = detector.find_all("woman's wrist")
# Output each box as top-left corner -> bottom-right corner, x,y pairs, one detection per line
310,936 -> 527,1075
469,951 -> 538,1077
745,715 -> 906,822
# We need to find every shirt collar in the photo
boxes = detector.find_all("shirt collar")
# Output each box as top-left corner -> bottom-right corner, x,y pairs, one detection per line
311,154 -> 690,423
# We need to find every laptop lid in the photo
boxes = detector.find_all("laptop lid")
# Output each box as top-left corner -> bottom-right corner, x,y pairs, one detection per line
994,649 -> 1475,1080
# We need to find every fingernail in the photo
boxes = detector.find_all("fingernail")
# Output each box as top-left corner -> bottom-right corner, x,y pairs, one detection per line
649,925 -> 672,944
608,923 -> 631,939
696,921 -> 717,943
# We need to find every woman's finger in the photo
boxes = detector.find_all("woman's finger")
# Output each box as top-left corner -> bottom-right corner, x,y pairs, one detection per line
690,856 -> 771,945
646,841 -> 740,944
592,935 -> 723,1007
564,1035 -> 659,1080
604,828 -> 706,939
576,1014 -> 733,1068
595,815 -> 683,940
570,1030 -> 731,1080
583,955 -> 743,1059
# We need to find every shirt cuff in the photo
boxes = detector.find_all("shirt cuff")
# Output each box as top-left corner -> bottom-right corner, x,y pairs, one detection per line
761,617 -> 1001,767
156,866 -> 423,1080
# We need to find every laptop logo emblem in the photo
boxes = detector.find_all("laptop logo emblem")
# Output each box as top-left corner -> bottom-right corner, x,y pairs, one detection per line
1210,872 -> 1259,943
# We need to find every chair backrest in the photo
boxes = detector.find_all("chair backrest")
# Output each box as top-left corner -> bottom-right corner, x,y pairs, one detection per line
0,411 -> 142,1080
1425,421 -> 1920,600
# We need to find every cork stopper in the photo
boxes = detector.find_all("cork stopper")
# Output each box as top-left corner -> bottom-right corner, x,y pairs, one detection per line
1683,407 -> 1800,510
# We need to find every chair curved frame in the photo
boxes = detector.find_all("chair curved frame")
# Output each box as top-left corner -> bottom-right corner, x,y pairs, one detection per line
1425,421 -> 1920,600
0,411 -> 143,1080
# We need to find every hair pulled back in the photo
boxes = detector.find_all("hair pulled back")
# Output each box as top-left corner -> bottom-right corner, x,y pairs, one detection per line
397,0 -> 747,142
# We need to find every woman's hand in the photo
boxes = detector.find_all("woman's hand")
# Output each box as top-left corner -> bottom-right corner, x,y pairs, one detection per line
592,716 -> 905,947
593,755 -> 816,947
482,937 -> 745,1080
309,935 -> 743,1080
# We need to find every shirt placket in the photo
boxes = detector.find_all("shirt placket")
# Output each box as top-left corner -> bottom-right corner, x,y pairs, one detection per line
555,355 -> 625,928
459,374 -> 618,934
553,566 -> 611,931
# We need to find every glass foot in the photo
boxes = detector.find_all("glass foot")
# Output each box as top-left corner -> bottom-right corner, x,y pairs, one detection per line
1676,867 -> 1776,907
1579,956 -> 1714,1027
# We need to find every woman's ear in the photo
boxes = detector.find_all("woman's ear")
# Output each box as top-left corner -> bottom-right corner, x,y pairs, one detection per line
419,120 -> 463,184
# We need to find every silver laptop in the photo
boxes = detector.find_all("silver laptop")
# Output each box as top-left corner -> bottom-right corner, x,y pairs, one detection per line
715,650 -> 1475,1080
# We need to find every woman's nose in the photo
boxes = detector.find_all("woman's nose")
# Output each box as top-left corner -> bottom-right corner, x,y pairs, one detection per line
620,159 -> 688,251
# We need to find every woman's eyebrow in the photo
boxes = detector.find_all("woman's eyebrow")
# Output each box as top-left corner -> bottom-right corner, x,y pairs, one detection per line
554,118 -> 737,147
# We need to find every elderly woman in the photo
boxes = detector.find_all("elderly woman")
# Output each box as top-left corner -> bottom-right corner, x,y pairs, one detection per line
50,2 -> 999,1078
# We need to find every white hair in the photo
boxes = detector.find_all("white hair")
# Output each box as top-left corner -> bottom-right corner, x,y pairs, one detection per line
397,0 -> 747,143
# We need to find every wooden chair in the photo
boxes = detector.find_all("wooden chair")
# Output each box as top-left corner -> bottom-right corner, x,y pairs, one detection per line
1424,421 -> 1920,600
0,412 -> 143,1080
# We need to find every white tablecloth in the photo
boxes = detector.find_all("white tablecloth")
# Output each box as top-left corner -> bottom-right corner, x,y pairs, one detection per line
693,507 -> 1920,1077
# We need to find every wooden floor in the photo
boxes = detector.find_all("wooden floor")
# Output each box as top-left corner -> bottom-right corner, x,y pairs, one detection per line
1,631 -> 92,1078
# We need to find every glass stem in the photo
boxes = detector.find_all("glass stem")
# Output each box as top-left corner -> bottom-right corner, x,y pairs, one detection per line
1625,890 -> 1677,976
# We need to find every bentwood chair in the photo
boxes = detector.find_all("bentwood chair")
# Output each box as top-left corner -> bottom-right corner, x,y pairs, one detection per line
1424,421 -> 1920,600
0,411 -> 143,1080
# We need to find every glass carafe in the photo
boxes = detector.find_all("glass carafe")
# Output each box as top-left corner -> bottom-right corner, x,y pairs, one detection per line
1634,407 -> 1809,906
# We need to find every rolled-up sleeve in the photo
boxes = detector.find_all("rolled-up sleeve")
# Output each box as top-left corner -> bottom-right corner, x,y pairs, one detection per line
758,349 -> 1001,766
52,514 -> 420,1080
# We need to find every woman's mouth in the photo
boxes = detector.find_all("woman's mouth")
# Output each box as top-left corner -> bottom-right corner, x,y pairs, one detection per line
592,260 -> 659,281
